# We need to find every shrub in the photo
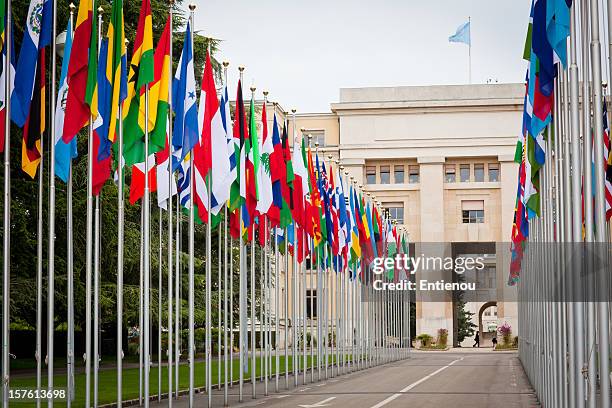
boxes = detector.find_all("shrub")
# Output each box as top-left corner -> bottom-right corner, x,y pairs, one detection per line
497,322 -> 512,345
437,328 -> 448,347
416,333 -> 433,348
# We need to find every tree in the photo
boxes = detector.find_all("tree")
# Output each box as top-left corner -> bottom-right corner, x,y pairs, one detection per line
454,274 -> 477,344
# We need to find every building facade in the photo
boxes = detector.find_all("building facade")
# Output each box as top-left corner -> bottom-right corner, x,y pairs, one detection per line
283,83 -> 522,347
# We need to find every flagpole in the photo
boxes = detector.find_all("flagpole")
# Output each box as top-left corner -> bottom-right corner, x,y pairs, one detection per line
143,76 -> 152,408
468,16 -> 471,84
1,0 -> 11,403
115,21 -> 127,408
93,195 -> 101,407
262,91 -> 270,397
291,109 -> 299,387
249,86 -> 257,400
218,221 -> 222,392
206,65 -> 213,408
274,226 -> 280,393
187,7 -> 196,407
166,3 -> 175,405
65,6 -> 76,405
45,0 -> 59,402
238,64 -> 246,403
35,70 -> 44,408
222,60 -> 229,405
588,0 -> 612,401
158,206 -> 162,403
175,192 -> 181,397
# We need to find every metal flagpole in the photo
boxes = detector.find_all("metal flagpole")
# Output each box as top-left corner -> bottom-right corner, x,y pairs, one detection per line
274,227 -> 280,392
224,206 -> 229,405
139,206 -> 144,405
229,232 -> 234,390
66,6 -> 76,405
302,224 -> 307,385
1,0 -> 11,403
93,196 -> 101,407
222,61 -> 229,405
238,65 -> 246,402
35,79 -> 44,408
291,110 -> 298,387
175,193 -> 181,397
250,86 -> 257,400
158,208 -> 162,403
285,228 -> 290,389
47,0 -> 58,404
144,71 -> 152,405
115,19 -> 127,408
187,8 -> 196,407
588,0 -> 612,404
167,3 -> 174,403
264,219 -> 269,395
218,224 -> 222,392
207,77 -> 213,408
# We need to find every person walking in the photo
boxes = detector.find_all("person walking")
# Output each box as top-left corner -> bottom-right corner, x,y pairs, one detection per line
473,331 -> 480,348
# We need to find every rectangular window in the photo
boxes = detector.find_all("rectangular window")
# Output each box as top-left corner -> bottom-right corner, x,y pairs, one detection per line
474,164 -> 485,182
301,131 -> 325,147
394,165 -> 405,184
384,203 -> 404,224
445,164 -> 456,183
408,165 -> 420,183
380,165 -> 391,184
462,200 -> 484,223
366,166 -> 376,184
306,290 -> 318,318
460,164 -> 470,182
488,163 -> 499,182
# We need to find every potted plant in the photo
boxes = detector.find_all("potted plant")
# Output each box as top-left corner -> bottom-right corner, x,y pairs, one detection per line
498,322 -> 512,346
437,328 -> 448,347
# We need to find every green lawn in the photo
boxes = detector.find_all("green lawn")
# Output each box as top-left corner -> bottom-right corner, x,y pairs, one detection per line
8,354 -> 355,407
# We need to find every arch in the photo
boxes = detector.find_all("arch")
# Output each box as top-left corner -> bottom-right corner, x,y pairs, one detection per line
477,301 -> 497,346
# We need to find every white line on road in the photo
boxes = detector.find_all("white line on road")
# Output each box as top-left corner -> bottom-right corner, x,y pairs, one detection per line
368,358 -> 464,408
298,396 -> 337,408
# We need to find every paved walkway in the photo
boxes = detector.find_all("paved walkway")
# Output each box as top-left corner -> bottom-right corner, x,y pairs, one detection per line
146,351 -> 537,408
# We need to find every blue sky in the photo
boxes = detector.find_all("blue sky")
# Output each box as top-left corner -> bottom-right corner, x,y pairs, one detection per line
191,0 -> 532,112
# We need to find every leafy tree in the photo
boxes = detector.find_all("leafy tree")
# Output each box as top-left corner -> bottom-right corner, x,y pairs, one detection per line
454,274 -> 477,344
1,0 -> 255,357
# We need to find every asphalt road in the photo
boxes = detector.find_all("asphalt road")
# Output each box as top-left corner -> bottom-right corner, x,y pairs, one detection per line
147,351 -> 538,408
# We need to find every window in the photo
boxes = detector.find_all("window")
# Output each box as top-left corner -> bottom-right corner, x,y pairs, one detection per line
366,166 -> 376,184
385,203 -> 404,224
380,165 -> 390,184
394,165 -> 405,184
474,164 -> 485,182
306,290 -> 317,318
462,200 -> 485,223
445,165 -> 456,183
408,165 -> 420,183
488,163 -> 499,182
301,131 -> 325,147
460,164 -> 470,182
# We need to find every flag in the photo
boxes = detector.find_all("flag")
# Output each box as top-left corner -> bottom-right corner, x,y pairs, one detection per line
103,0 -> 127,157
0,19 -> 15,153
172,22 -> 198,163
21,49 -> 45,178
121,0 -> 156,166
11,0 -> 52,128
130,154 -> 157,204
386,222 -> 397,280
256,101 -> 273,215
221,82 -> 236,196
546,0 -> 570,67
55,19 -> 78,182
449,21 -> 470,45
63,0 -> 96,142
177,153 -> 192,209
269,114 -> 284,228
242,94 -> 260,238
292,136 -> 309,228
229,80 -> 247,239
91,38 -> 113,195
532,0 -> 555,97
148,16 -> 171,156
156,125 -> 177,209
601,101 -> 612,220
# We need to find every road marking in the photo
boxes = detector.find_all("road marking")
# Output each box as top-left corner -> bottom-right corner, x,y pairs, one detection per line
298,396 -> 336,408
299,387 -> 311,392
368,358 -> 463,408
277,395 -> 290,398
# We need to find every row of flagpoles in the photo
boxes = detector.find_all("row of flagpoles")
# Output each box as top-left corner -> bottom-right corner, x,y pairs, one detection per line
0,0 -> 414,407
510,0 -> 612,406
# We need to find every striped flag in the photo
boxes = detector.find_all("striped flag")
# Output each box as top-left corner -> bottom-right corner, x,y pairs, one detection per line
62,0 -> 95,142
21,49 -> 45,178
0,19 -> 15,153
55,19 -> 78,182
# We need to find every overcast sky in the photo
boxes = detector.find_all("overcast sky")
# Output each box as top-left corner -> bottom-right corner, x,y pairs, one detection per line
191,0 -> 532,113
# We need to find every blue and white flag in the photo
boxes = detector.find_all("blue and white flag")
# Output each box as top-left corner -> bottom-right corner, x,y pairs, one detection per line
449,21 -> 470,46
11,0 -> 52,127
221,82 -> 237,183
172,22 -> 199,166
55,21 -> 78,183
